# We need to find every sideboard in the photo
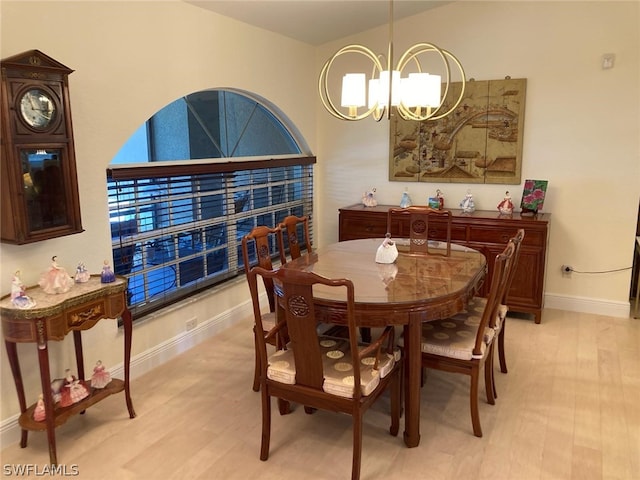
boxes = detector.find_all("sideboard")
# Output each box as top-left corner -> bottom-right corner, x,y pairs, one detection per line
338,204 -> 551,323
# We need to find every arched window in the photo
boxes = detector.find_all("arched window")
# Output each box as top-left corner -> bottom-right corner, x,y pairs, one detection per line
107,89 -> 315,318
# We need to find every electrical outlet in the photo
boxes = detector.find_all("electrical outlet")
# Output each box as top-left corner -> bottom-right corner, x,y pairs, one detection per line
185,317 -> 197,331
561,265 -> 573,274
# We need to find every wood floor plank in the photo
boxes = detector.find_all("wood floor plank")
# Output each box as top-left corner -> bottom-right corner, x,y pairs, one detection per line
2,309 -> 639,479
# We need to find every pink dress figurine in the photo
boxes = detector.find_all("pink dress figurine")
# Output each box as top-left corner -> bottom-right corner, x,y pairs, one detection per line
33,394 -> 46,422
59,369 -> 90,407
90,360 -> 111,389
497,191 -> 514,215
39,256 -> 74,294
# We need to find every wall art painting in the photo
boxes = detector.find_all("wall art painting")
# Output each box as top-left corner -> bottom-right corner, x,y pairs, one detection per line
520,179 -> 548,214
389,77 -> 526,184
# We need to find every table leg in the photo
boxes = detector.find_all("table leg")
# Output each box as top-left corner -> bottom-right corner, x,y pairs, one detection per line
35,322 -> 57,465
121,308 -> 136,418
403,317 -> 421,448
5,340 -> 28,448
73,330 -> 85,381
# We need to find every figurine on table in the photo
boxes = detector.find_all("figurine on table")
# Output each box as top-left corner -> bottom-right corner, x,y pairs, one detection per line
399,188 -> 412,208
497,191 -> 514,215
435,189 -> 444,209
100,260 -> 116,283
375,233 -> 398,264
59,369 -> 90,407
38,256 -> 74,294
33,393 -> 46,422
74,263 -> 90,283
11,270 -> 35,309
362,188 -> 378,207
90,360 -> 111,389
460,189 -> 475,213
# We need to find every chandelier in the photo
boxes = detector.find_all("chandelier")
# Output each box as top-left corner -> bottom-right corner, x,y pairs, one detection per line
318,0 -> 466,122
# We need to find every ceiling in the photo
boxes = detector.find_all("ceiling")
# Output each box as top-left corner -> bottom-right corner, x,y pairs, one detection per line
184,1 -> 450,46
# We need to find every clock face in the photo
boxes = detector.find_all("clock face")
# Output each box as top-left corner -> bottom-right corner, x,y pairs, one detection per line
19,88 -> 57,129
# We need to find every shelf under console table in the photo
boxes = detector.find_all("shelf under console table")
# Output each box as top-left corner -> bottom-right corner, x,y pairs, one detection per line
338,204 -> 551,324
0,275 -> 136,465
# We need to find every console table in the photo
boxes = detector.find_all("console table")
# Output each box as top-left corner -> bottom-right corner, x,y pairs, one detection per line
0,275 -> 136,464
339,204 -> 551,323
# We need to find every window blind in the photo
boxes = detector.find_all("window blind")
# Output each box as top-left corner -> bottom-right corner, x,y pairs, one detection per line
107,156 -> 314,318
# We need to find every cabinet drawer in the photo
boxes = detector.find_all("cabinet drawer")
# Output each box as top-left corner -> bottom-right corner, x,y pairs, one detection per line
469,226 -> 545,246
66,299 -> 107,328
340,216 -> 387,239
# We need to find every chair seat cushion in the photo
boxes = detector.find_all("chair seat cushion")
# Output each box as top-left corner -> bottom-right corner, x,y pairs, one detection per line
456,297 -> 508,331
260,311 -> 277,331
421,316 -> 495,361
266,337 -> 399,398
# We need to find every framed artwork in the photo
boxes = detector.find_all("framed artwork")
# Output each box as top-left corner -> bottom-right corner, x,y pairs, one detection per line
520,179 -> 548,214
389,77 -> 526,184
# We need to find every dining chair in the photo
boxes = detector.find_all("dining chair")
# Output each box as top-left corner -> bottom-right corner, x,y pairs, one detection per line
387,206 -> 452,256
241,225 -> 287,392
462,229 -> 525,386
279,215 -> 312,260
247,266 -> 401,480
418,239 -> 516,437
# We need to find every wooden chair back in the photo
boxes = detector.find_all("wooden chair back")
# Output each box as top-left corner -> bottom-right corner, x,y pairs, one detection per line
501,228 -> 525,305
279,215 -> 312,260
387,206 -> 452,256
241,225 -> 286,312
480,241 -> 516,340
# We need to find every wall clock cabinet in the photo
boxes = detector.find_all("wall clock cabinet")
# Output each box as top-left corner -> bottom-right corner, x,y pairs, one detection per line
1,50 -> 83,244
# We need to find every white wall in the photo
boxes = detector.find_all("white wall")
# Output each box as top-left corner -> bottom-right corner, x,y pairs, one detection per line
0,0 -> 316,431
315,1 -> 639,314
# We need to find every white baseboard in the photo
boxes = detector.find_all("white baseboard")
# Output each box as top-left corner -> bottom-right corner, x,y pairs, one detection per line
0,298 -> 253,450
544,293 -> 632,318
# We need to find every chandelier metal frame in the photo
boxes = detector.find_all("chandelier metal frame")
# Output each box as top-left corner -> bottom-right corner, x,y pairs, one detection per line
318,1 -> 466,122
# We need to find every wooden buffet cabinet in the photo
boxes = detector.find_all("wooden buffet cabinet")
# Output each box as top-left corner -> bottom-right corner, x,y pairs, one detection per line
338,204 -> 551,324
0,276 -> 135,465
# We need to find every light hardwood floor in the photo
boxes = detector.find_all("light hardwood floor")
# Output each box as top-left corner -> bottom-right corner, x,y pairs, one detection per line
2,309 -> 639,479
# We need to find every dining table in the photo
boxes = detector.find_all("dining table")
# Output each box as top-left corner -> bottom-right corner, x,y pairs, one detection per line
281,237 -> 487,447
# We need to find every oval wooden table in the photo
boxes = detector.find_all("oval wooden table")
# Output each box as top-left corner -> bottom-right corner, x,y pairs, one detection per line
281,238 -> 487,448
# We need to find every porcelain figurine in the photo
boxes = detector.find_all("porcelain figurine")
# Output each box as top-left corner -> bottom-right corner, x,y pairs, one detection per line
74,263 -> 90,283
38,256 -> 74,294
375,233 -> 398,264
33,394 -> 46,422
10,271 -> 35,309
100,260 -> 116,283
436,189 -> 444,209
399,188 -> 412,208
90,360 -> 111,389
497,191 -> 514,215
460,189 -> 475,213
362,188 -> 378,207
59,369 -> 89,408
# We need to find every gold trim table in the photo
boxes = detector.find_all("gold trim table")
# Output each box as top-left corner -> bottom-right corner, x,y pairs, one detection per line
281,238 -> 486,447
0,275 -> 136,464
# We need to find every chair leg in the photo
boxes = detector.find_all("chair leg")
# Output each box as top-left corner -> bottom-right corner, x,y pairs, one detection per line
469,368 -> 483,437
498,321 -> 508,373
260,390 -> 271,461
390,369 -> 400,436
352,412 -> 363,480
485,346 -> 496,405
253,349 -> 261,392
252,328 -> 261,392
